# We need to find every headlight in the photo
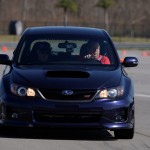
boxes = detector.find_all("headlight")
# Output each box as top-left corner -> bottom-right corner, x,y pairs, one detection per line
95,86 -> 124,99
11,84 -> 36,97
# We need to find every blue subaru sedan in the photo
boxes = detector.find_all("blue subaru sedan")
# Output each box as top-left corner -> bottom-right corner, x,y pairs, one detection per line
0,26 -> 138,139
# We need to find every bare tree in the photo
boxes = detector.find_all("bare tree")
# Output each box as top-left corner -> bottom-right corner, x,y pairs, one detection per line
96,0 -> 116,31
56,0 -> 78,26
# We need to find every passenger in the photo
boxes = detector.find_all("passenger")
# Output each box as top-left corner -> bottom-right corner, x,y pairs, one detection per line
31,42 -> 52,64
84,41 -> 110,64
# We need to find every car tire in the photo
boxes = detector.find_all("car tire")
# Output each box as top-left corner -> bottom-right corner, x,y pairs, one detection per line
9,20 -> 23,35
0,126 -> 8,134
0,126 -> 17,135
114,128 -> 134,139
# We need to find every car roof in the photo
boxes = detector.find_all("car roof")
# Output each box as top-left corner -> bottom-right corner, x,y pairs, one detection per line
23,26 -> 107,37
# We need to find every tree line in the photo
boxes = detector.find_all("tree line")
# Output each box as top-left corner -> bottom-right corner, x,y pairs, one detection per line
0,0 -> 150,37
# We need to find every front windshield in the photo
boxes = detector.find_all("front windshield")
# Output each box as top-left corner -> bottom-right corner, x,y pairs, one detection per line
16,34 -> 117,67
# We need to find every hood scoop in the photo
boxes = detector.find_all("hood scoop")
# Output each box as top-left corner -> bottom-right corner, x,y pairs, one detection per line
46,71 -> 90,78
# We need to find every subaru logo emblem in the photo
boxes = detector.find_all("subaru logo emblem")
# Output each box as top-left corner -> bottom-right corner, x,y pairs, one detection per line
62,90 -> 73,95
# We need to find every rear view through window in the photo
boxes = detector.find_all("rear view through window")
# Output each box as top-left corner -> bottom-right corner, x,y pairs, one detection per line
17,35 -> 117,67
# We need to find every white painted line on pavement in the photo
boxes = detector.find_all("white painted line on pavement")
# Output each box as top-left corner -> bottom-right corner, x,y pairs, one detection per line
135,93 -> 150,98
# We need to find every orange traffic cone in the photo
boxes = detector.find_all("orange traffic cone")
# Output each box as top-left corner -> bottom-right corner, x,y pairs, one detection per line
2,45 -> 8,52
122,50 -> 126,55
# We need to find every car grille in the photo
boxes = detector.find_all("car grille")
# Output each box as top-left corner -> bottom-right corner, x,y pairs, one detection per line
34,111 -> 101,123
39,89 -> 97,101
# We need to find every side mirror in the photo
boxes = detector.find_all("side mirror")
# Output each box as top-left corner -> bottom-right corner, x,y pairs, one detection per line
0,54 -> 11,65
122,57 -> 138,67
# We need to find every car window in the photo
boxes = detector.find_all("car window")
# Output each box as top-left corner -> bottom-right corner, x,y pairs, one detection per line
16,35 -> 117,67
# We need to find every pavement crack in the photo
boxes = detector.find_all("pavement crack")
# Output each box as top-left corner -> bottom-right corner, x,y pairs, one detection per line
135,131 -> 150,138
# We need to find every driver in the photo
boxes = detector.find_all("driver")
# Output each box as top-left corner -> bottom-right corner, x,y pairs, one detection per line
84,41 -> 110,64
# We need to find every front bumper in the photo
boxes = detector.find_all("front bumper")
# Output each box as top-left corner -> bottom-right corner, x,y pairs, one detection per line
0,94 -> 134,130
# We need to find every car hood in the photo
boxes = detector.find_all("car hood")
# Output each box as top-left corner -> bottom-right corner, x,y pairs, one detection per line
12,66 -> 122,89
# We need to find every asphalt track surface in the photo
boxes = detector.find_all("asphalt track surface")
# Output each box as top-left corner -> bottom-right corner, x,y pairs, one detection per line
0,50 -> 150,150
